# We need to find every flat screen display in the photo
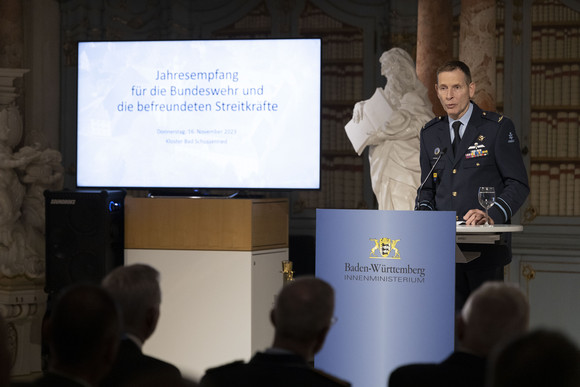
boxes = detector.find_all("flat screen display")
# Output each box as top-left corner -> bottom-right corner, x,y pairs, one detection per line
76,38 -> 321,190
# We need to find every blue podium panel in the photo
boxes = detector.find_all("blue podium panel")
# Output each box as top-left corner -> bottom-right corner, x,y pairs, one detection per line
315,209 -> 456,387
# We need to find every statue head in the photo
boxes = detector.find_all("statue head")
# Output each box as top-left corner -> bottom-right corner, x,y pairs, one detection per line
379,48 -> 421,96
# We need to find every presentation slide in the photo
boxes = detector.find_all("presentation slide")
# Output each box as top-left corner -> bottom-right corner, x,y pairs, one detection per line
77,39 -> 321,189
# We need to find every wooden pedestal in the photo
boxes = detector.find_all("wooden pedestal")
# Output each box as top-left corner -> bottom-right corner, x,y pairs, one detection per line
124,197 -> 289,381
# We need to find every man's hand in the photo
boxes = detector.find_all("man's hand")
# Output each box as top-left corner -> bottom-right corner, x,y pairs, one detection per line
463,209 -> 494,225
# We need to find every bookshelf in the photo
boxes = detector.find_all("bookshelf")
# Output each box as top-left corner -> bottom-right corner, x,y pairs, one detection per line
507,0 -> 580,346
211,1 -> 378,214
296,2 -> 366,211
529,0 -> 580,217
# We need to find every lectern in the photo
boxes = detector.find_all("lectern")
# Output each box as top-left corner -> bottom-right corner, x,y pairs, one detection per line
124,196 -> 289,380
455,224 -> 524,262
315,209 -> 456,387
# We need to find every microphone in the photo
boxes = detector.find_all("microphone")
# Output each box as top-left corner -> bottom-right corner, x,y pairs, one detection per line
414,147 -> 447,210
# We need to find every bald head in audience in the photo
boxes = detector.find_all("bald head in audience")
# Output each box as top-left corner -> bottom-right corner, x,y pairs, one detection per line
270,276 -> 335,360
457,281 -> 529,356
487,329 -> 580,387
389,281 -> 529,387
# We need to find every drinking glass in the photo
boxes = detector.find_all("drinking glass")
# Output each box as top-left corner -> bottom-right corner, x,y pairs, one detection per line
478,187 -> 495,226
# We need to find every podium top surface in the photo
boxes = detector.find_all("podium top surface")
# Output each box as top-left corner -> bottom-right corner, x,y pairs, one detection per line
124,196 -> 289,251
456,224 -> 523,233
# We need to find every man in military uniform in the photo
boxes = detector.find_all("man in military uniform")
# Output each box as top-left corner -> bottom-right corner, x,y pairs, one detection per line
416,60 -> 529,310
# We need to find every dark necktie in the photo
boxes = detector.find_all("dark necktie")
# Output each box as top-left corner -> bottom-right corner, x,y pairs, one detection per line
452,121 -> 462,157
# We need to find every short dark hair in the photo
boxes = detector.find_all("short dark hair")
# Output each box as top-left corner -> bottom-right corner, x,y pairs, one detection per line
49,283 -> 120,366
436,60 -> 472,85
273,277 -> 334,342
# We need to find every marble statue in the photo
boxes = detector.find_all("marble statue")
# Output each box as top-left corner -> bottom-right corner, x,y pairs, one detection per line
0,104 -> 63,278
350,48 -> 434,210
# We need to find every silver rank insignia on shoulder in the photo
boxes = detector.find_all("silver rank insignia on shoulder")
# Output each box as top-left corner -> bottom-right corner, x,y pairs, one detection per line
508,131 -> 515,143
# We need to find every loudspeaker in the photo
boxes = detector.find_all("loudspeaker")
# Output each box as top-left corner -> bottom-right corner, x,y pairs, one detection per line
44,190 -> 126,294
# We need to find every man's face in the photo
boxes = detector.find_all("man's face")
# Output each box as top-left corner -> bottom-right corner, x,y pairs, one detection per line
435,69 -> 475,120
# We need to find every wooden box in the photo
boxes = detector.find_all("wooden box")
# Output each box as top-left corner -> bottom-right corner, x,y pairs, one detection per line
124,197 -> 288,251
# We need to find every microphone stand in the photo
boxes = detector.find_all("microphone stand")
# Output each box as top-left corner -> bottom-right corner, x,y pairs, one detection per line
414,148 -> 447,210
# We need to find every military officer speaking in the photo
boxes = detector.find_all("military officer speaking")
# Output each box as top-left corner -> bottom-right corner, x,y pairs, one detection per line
416,60 -> 529,310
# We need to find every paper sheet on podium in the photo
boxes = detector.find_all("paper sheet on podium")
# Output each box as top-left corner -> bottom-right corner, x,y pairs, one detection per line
344,88 -> 393,155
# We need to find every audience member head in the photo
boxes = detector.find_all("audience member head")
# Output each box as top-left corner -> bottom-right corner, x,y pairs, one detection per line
270,276 -> 335,360
487,329 -> 580,387
457,281 -> 529,357
102,264 -> 162,343
47,283 -> 120,385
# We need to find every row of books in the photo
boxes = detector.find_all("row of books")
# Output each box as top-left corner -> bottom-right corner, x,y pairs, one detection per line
322,65 -> 364,102
531,28 -> 580,60
321,107 -> 357,152
532,0 -> 580,23
530,64 -> 580,106
531,111 -> 579,158
232,5 -> 270,30
298,156 -> 365,209
320,35 -> 364,60
227,3 -> 365,33
299,6 -> 344,30
530,163 -> 580,216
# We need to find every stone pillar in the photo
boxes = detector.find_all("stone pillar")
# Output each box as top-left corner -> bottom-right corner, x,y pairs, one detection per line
416,0 -> 454,117
0,0 -> 23,68
459,0 -> 496,111
0,1 -> 52,377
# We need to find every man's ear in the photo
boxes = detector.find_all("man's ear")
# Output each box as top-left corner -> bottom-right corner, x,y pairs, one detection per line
144,306 -> 160,339
312,325 -> 331,355
468,82 -> 476,98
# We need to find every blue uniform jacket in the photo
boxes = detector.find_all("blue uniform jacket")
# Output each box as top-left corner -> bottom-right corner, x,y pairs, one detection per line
417,102 -> 529,223
416,103 -> 529,267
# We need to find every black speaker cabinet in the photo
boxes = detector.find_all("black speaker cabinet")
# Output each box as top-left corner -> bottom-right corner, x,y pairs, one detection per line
44,190 -> 126,294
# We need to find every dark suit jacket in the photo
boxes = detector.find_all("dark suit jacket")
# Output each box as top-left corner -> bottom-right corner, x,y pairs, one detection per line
100,338 -> 184,387
17,372 -> 90,387
417,102 -> 529,267
200,351 -> 351,387
388,351 -> 487,387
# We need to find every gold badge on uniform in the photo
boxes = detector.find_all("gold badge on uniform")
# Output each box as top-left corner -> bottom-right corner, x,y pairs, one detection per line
478,135 -> 485,142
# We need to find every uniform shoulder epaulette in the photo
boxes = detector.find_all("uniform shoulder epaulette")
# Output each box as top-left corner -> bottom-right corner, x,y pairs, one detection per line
422,116 -> 444,131
481,110 -> 504,123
